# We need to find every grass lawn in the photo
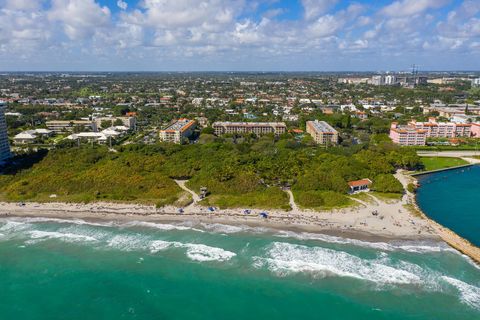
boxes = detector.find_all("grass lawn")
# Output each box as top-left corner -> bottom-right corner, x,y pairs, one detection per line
349,192 -> 377,204
419,157 -> 469,172
370,191 -> 403,203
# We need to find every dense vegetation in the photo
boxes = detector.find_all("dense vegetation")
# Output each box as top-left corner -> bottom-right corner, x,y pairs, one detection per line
0,135 -> 421,210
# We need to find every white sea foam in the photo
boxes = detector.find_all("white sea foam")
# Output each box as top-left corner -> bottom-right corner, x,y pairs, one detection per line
27,230 -> 97,243
0,220 -> 32,233
200,223 -> 269,235
255,242 -> 423,285
13,217 -> 114,227
442,276 -> 480,310
107,234 -> 148,251
149,240 -> 236,262
149,240 -> 174,253
275,230 -> 455,254
183,243 -> 236,262
200,223 -> 246,234
122,221 -> 205,233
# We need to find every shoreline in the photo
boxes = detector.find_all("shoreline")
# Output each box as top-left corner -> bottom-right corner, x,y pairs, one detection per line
0,190 -> 440,244
2,169 -> 479,264
400,170 -> 480,265
410,163 -> 475,177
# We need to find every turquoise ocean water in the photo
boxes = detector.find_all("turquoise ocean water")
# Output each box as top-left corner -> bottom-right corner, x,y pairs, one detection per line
0,217 -> 479,319
416,165 -> 480,247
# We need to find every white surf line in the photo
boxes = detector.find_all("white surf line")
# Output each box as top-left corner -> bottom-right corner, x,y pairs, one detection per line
174,180 -> 201,204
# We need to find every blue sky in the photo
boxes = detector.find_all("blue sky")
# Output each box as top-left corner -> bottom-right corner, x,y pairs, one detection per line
0,0 -> 479,71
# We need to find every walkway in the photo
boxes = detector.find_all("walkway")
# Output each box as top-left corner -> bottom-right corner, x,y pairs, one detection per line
174,180 -> 201,203
417,150 -> 480,158
284,189 -> 299,212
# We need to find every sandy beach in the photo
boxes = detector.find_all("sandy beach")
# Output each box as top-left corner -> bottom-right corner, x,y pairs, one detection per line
0,182 -> 439,243
4,170 -> 480,264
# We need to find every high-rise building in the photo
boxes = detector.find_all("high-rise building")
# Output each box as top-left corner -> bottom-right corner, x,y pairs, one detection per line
385,75 -> 397,85
472,78 -> 480,88
371,75 -> 385,86
0,101 -> 12,163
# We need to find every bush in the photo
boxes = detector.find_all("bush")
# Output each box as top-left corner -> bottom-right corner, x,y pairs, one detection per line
371,174 -> 404,193
407,183 -> 416,193
295,190 -> 352,209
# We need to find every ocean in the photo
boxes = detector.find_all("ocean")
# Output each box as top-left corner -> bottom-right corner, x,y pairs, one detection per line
0,217 -> 479,319
416,165 -> 480,247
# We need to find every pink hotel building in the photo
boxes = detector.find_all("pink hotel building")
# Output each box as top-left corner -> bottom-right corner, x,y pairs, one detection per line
390,118 -> 473,146
389,123 -> 427,146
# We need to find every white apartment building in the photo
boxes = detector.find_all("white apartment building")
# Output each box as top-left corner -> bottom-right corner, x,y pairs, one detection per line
385,75 -> 397,85
46,120 -> 97,133
94,116 -> 136,130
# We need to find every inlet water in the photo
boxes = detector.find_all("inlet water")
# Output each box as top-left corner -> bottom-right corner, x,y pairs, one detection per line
416,165 -> 480,247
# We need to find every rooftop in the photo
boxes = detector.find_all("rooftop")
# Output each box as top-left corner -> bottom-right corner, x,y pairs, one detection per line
307,120 -> 337,133
162,119 -> 195,132
213,121 -> 286,127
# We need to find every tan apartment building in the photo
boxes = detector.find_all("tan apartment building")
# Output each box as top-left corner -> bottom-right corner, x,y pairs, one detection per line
212,122 -> 287,136
306,120 -> 339,145
159,119 -> 196,144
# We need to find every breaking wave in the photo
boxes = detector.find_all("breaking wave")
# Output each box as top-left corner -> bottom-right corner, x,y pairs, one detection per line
275,230 -> 455,254
255,242 -> 429,285
442,276 -> 480,310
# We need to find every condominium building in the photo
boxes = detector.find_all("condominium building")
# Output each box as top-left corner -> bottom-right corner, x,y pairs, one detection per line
389,122 -> 427,146
46,120 -> 97,133
306,120 -> 339,145
409,118 -> 471,138
0,102 -> 12,163
371,75 -> 385,86
93,116 -> 136,130
212,122 -> 287,136
159,119 -> 196,144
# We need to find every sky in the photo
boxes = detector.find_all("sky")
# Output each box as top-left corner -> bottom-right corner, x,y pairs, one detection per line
0,0 -> 479,71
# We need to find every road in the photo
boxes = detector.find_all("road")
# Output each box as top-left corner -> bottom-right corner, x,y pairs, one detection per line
417,150 -> 480,157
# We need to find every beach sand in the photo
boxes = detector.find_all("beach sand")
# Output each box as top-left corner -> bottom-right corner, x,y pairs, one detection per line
0,185 -> 438,243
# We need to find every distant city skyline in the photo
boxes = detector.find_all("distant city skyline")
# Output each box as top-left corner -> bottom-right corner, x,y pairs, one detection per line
1,0 -> 479,71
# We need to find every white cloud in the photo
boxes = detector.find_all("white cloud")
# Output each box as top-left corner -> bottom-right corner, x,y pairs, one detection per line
117,0 -> 128,10
301,0 -> 338,20
0,0 -> 479,70
48,0 -> 111,40
381,0 -> 450,17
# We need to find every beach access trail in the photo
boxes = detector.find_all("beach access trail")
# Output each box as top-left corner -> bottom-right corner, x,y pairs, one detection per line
174,180 -> 201,203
